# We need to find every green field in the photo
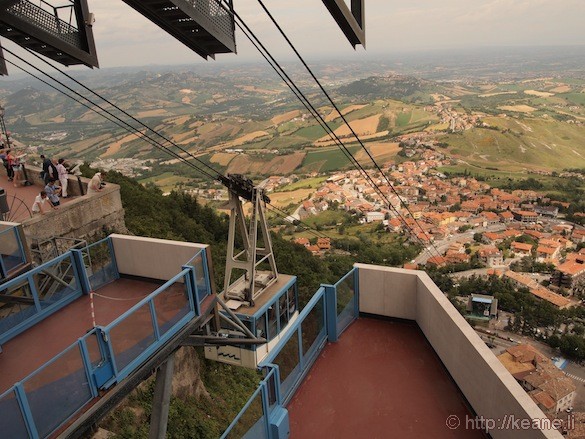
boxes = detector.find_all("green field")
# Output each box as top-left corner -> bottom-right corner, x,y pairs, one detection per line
275,176 -> 327,192
439,117 -> 585,171
300,146 -> 360,173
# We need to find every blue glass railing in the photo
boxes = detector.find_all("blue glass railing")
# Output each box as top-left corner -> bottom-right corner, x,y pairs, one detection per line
83,237 -> 119,291
0,247 -> 211,439
0,225 -> 27,280
183,249 -> 211,306
222,267 -> 360,438
0,251 -> 83,346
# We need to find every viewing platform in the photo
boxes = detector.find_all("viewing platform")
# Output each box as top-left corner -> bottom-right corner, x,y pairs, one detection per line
0,164 -> 126,243
0,231 -> 215,438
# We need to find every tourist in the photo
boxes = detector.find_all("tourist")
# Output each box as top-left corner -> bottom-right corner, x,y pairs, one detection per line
87,172 -> 103,194
4,149 -> 14,181
31,191 -> 57,215
11,151 -> 26,188
40,154 -> 58,184
44,178 -> 61,206
56,158 -> 69,197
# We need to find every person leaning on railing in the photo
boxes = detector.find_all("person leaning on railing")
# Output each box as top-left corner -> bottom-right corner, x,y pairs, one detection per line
87,172 -> 104,194
32,190 -> 58,215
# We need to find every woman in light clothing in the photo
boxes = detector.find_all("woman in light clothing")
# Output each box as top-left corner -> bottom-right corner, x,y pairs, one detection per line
87,172 -> 103,194
56,158 -> 68,197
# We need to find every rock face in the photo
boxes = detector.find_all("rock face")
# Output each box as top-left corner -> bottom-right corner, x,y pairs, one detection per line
171,347 -> 209,400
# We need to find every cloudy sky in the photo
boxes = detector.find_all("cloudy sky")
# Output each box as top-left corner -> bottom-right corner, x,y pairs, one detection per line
5,0 -> 584,69
83,0 -> 585,67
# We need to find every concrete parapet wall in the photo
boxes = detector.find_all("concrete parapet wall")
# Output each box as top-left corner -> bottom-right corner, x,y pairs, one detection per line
20,165 -> 126,242
110,234 -> 207,281
356,263 -> 562,439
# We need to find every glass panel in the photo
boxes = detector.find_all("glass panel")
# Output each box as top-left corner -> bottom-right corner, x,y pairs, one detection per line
33,256 -> 79,310
24,344 -> 92,438
336,270 -> 356,334
87,240 -> 117,290
191,251 -> 209,302
255,314 -> 266,339
278,293 -> 288,333
85,331 -> 103,368
287,286 -> 297,319
273,330 -> 300,395
0,390 -> 29,439
267,305 -> 277,341
109,303 -> 156,373
225,391 -> 267,439
302,297 -> 325,358
336,271 -> 355,314
265,371 -> 278,410
0,280 -> 37,336
153,280 -> 190,337
0,228 -> 24,273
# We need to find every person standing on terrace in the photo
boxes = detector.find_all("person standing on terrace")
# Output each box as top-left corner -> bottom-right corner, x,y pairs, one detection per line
56,158 -> 69,198
40,154 -> 58,184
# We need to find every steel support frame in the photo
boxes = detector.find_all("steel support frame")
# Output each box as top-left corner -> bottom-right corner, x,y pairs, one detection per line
148,354 -> 175,439
321,0 -> 365,48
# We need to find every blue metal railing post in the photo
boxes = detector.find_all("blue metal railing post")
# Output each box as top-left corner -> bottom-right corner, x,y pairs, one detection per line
353,266 -> 360,317
149,300 -> 161,341
260,380 -> 271,439
181,263 -> 200,316
78,338 -> 99,398
322,284 -> 338,342
15,383 -> 39,439
71,249 -> 91,294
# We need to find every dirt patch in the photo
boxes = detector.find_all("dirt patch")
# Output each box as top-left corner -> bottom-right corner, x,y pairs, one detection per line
228,130 -> 270,147
102,131 -> 144,157
478,91 -> 517,98
49,116 -> 65,123
549,85 -> 571,93
498,105 -> 537,113
316,115 -> 381,143
524,90 -> 554,98
354,142 -> 400,164
315,130 -> 389,147
271,110 -> 301,125
268,188 -> 314,208
210,152 -> 237,166
136,109 -> 168,118
324,104 -> 366,122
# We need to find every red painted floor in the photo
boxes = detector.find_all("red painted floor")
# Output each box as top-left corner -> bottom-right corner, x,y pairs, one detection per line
0,171 -> 76,222
287,318 -> 485,439
0,278 -> 164,394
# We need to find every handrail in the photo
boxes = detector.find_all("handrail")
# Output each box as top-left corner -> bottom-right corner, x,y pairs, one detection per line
105,268 -> 191,329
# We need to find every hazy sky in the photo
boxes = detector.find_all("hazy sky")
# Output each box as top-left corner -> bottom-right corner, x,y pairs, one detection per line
83,0 -> 585,67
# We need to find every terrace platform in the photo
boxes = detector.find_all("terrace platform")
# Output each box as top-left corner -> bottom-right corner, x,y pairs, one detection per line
287,318 -> 484,439
0,277 -> 168,394
0,171 -> 76,222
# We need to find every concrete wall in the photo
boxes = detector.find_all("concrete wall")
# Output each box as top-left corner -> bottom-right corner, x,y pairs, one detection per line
24,163 -> 87,197
356,264 -> 562,439
22,183 -> 126,242
110,234 -> 208,281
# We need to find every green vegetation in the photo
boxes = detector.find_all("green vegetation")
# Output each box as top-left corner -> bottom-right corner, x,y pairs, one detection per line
301,146 -> 360,173
274,176 -> 327,192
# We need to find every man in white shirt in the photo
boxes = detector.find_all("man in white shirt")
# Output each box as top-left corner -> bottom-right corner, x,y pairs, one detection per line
56,158 -> 68,198
32,191 -> 57,215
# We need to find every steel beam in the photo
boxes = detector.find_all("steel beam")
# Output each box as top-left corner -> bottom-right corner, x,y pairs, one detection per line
321,0 -> 365,48
148,354 -> 175,439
